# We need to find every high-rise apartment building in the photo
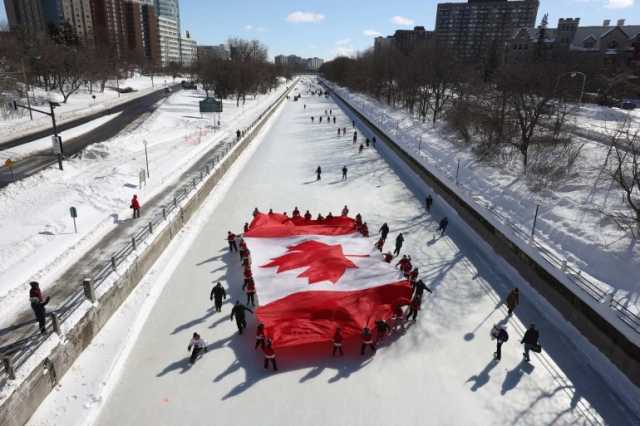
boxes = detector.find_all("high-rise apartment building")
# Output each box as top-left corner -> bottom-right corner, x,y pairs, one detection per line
61,0 -> 94,42
3,0 -> 49,33
180,31 -> 197,66
435,0 -> 539,61
154,0 -> 182,64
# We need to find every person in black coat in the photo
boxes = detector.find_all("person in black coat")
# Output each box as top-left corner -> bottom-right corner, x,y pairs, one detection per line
437,217 -> 449,236
29,281 -> 50,335
316,166 -> 322,181
230,301 -> 253,334
521,324 -> 540,362
379,223 -> 389,240
394,233 -> 404,256
210,282 -> 227,312
425,194 -> 433,212
412,279 -> 433,299
491,325 -> 509,360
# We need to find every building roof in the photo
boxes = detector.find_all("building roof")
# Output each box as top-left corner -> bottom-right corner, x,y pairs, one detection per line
570,25 -> 640,49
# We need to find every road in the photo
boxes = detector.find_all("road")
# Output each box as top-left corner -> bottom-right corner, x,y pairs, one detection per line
0,85 -> 180,187
88,78 -> 640,426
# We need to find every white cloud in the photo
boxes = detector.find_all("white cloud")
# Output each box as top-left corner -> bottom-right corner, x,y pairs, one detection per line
336,38 -> 351,45
605,0 -> 634,8
287,11 -> 325,23
244,25 -> 253,30
391,16 -> 415,27
335,46 -> 355,57
363,29 -> 381,37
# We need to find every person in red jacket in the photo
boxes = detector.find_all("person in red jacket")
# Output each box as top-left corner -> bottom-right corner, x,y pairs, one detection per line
243,277 -> 256,307
332,327 -> 344,356
375,237 -> 385,252
408,267 -> 419,283
263,338 -> 278,371
227,231 -> 237,252
130,194 -> 141,219
391,304 -> 405,332
29,281 -> 50,335
255,323 -> 266,349
383,252 -> 393,263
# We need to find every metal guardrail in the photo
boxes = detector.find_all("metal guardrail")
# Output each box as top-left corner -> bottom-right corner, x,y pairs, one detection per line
0,84 -> 294,387
324,81 -> 640,338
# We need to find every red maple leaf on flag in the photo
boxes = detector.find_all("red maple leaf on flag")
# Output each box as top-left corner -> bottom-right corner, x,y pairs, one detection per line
261,240 -> 362,284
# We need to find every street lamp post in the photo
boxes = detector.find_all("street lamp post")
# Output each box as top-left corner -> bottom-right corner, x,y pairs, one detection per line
554,71 -> 587,103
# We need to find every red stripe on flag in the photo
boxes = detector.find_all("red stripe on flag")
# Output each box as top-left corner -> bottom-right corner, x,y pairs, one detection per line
245,213 -> 357,238
256,281 -> 412,349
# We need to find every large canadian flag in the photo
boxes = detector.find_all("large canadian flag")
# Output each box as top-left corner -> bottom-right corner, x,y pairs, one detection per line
243,213 -> 412,349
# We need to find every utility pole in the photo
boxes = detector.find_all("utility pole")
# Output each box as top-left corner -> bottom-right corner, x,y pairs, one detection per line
12,100 -> 63,169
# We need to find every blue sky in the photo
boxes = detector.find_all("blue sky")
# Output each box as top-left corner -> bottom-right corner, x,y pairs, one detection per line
2,0 -> 639,60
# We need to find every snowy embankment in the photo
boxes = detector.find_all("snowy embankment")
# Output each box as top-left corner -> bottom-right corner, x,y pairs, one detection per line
324,82 -> 640,321
0,74 -> 174,144
0,84 -> 287,325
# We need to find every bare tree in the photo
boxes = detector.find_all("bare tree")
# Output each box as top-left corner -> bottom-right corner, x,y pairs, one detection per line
608,121 -> 640,237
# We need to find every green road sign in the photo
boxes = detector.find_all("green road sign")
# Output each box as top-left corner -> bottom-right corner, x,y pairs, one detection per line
199,97 -> 223,113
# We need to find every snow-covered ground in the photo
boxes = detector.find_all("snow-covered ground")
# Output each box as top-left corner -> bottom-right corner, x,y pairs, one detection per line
0,83 -> 287,325
326,82 -> 640,319
0,74 -> 175,143
28,78 -> 640,426
567,103 -> 640,137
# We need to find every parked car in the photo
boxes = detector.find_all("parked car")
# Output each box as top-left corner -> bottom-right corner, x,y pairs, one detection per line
164,87 -> 172,94
181,80 -> 197,89
621,100 -> 637,110
115,86 -> 135,94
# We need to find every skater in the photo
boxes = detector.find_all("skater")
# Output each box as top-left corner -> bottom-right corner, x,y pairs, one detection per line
413,279 -> 433,299
255,323 -> 266,349
342,166 -> 348,180
253,207 -> 260,217
320,116 -> 323,123
230,300 -> 253,334
372,136 -> 376,146
353,131 -> 358,144
379,223 -> 389,240
375,319 -> 391,343
236,129 -> 241,141
304,104 -> 306,109
408,267 -> 419,283
210,282 -> 227,312
268,208 -> 274,215
341,205 -> 349,216
29,281 -> 50,335
329,109 -> 332,115
227,231 -> 238,252
521,324 -> 540,363
311,116 -> 314,123
317,213 -> 325,220
396,255 -> 411,275
355,213 -> 363,227
304,210 -> 312,221
425,194 -> 433,212
352,120 -> 355,128
243,276 -> 256,307
375,236 -> 385,252
187,332 -> 208,364
360,222 -> 369,237
383,252 -> 393,263
316,166 -> 322,181
491,324 -> 509,361
406,295 -> 422,321
360,326 -> 376,355
243,222 -> 249,233
343,127 -> 346,135
263,338 -> 278,371
506,288 -> 520,316
332,327 -> 344,356
358,144 -> 364,154
333,116 -> 336,124
130,194 -> 141,219
365,138 -> 370,147
394,233 -> 404,256
437,217 -> 449,236
337,128 -> 341,137
292,206 -> 301,218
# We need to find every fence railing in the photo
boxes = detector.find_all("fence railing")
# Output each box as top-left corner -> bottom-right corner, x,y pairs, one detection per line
0,83 -> 293,388
324,80 -> 640,338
